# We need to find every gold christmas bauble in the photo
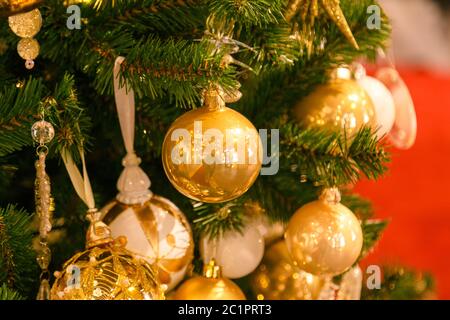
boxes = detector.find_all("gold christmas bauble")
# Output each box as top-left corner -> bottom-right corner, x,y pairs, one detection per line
173,276 -> 245,300
293,68 -> 376,137
162,89 -> 262,203
285,188 -> 363,276
173,260 -> 246,300
50,237 -> 165,300
251,240 -> 325,300
100,195 -> 194,292
0,0 -> 41,17
8,8 -> 42,38
17,37 -> 39,60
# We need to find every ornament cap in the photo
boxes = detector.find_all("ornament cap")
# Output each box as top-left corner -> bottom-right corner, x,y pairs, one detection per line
86,209 -> 114,248
116,152 -> 153,205
203,259 -> 222,279
113,56 -> 153,205
319,187 -> 341,205
203,86 -> 226,111
329,66 -> 352,81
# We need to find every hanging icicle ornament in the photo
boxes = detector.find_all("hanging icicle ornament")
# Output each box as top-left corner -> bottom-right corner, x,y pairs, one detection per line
31,107 -> 55,300
100,57 -> 194,292
50,147 -> 165,300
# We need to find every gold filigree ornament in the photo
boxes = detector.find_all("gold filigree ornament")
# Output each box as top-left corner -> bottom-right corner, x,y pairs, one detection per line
8,6 -> 42,68
285,0 -> 359,50
51,214 -> 164,300
51,146 -> 165,300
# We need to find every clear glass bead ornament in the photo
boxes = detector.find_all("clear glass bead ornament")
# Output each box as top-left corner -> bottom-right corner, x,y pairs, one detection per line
31,120 -> 55,144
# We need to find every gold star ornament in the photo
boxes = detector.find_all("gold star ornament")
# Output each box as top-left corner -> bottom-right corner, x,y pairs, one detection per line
286,0 -> 359,49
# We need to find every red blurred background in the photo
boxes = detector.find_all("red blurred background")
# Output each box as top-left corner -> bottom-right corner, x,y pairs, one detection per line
356,68 -> 450,299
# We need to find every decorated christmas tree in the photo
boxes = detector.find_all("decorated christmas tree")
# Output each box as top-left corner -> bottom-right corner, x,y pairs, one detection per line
0,0 -> 434,300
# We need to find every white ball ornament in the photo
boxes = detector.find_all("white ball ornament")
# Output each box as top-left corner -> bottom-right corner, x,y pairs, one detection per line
355,64 -> 396,139
376,67 -> 417,150
358,76 -> 396,139
200,224 -> 265,279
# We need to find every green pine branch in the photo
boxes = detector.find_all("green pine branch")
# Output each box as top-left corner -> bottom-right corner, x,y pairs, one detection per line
0,79 -> 44,157
0,283 -> 24,300
359,219 -> 389,261
0,74 -> 91,161
192,197 -> 247,239
362,266 -> 435,300
0,205 -> 38,297
282,126 -> 390,187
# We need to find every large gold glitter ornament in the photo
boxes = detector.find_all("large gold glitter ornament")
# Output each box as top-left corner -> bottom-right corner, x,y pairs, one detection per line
173,260 -> 246,300
251,240 -> 325,300
0,0 -> 41,17
51,211 -> 165,300
285,0 -> 359,49
293,67 -> 376,137
101,196 -> 194,292
162,87 -> 262,203
285,188 -> 363,276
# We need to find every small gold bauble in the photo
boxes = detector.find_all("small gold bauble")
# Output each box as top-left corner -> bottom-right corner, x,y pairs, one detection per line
8,8 -> 42,38
251,240 -> 325,300
293,68 -> 376,137
17,37 -> 39,60
173,276 -> 246,300
50,238 -> 165,300
173,260 -> 246,300
0,0 -> 42,17
285,188 -> 363,276
100,195 -> 194,292
162,89 -> 262,203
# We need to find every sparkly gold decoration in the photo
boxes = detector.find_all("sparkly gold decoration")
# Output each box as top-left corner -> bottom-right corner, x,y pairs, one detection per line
293,67 -> 376,137
251,240 -> 325,300
173,260 -> 246,300
8,8 -> 41,37
51,211 -> 165,300
285,188 -> 363,276
17,37 -> 39,60
285,0 -> 359,49
8,8 -> 42,69
32,117 -> 55,300
0,0 -> 41,17
100,196 -> 194,292
162,87 -> 262,203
